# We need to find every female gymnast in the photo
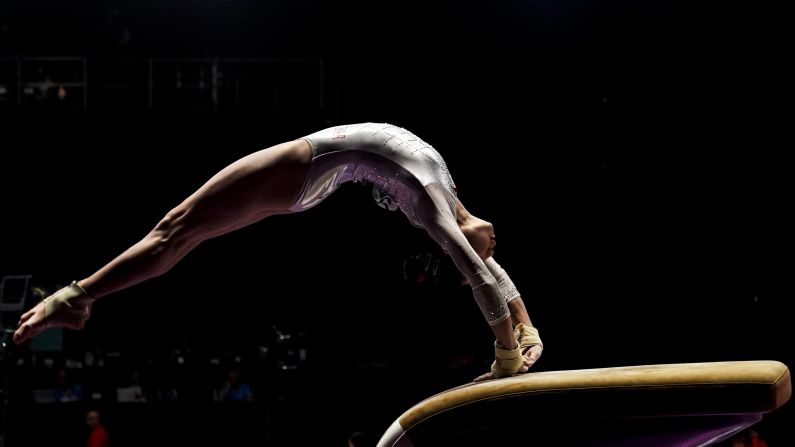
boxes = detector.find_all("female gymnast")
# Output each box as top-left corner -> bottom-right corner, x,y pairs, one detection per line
13,122 -> 543,381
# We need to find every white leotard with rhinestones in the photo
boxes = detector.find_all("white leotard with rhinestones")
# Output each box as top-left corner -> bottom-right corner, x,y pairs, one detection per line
292,123 -> 457,227
291,122 -> 512,325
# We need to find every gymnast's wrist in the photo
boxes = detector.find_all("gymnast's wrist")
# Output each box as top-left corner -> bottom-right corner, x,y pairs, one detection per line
491,341 -> 523,378
72,280 -> 97,301
515,323 -> 543,348
495,339 -> 519,350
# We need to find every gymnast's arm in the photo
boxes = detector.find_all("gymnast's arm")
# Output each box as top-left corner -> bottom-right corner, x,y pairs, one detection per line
485,256 -> 532,327
485,257 -> 543,367
415,184 -> 524,380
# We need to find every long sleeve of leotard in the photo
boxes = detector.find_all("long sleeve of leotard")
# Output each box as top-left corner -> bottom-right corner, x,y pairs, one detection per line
417,184 -> 510,326
484,257 -> 521,303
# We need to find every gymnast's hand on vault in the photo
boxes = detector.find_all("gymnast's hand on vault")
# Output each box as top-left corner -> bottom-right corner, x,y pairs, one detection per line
473,344 -> 543,383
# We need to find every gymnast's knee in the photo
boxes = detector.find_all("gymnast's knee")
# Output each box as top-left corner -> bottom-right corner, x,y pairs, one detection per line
148,206 -> 204,256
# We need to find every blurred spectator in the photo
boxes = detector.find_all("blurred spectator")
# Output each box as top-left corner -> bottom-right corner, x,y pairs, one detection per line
215,368 -> 254,402
116,368 -> 147,403
723,428 -> 769,447
86,410 -> 109,447
747,429 -> 768,447
54,367 -> 83,402
37,75 -> 57,101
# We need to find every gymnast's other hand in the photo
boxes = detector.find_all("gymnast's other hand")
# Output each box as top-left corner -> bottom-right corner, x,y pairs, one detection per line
13,282 -> 94,345
473,344 -> 543,383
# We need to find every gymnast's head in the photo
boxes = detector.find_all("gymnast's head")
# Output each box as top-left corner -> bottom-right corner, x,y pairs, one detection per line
455,200 -> 496,260
461,216 -> 496,260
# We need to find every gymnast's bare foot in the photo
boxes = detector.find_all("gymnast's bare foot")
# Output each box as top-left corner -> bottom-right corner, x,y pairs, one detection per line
13,281 -> 94,344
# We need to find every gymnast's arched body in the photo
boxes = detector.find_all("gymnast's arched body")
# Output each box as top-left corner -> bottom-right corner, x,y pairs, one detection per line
14,123 -> 543,381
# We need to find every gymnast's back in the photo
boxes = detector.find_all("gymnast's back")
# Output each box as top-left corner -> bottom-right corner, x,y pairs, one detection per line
291,123 -> 458,226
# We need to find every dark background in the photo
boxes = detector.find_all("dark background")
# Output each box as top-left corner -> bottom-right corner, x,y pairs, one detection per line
1,0 -> 792,445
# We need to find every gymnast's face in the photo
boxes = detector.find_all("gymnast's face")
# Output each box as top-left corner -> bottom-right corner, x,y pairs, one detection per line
461,218 -> 496,260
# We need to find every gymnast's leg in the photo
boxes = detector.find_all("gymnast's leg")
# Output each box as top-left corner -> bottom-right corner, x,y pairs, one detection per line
14,139 -> 312,344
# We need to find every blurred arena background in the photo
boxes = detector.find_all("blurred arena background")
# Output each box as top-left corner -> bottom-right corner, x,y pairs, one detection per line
1,1 -> 791,445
